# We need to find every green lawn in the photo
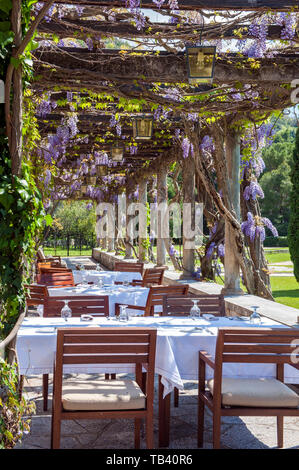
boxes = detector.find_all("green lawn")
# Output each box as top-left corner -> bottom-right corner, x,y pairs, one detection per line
271,276 -> 299,309
264,250 -> 291,265
44,247 -> 93,257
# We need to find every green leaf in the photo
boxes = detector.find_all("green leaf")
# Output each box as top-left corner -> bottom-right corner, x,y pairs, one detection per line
44,214 -> 53,226
0,0 -> 12,14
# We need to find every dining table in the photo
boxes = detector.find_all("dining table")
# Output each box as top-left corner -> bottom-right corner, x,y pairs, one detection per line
16,313 -> 299,447
72,269 -> 142,286
47,284 -> 149,316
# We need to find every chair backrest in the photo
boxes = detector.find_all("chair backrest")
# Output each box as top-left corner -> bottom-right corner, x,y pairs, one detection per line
162,293 -> 225,317
43,295 -> 109,317
37,246 -> 46,261
214,327 -> 299,380
25,284 -> 48,306
114,261 -> 144,275
145,284 -> 189,316
143,268 -> 165,286
36,271 -> 75,287
39,266 -> 71,274
54,327 -> 157,399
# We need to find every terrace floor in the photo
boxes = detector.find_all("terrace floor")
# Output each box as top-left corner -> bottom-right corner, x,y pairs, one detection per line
16,375 -> 299,450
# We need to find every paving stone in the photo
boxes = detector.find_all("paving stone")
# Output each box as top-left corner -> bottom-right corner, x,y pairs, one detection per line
16,375 -> 299,450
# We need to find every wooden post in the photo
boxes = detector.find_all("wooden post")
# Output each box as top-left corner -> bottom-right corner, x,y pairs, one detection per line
138,180 -> 147,262
156,165 -> 167,267
181,157 -> 195,278
222,130 -> 243,295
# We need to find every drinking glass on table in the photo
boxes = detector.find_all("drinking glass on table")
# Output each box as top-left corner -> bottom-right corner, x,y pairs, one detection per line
119,304 -> 129,322
123,277 -> 130,287
250,306 -> 261,325
96,264 -> 101,272
190,300 -> 201,320
61,300 -> 72,322
96,278 -> 103,288
37,304 -> 44,317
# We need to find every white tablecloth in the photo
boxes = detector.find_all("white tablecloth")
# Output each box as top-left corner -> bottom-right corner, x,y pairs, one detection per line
47,285 -> 149,317
16,315 -> 299,397
73,270 -> 142,286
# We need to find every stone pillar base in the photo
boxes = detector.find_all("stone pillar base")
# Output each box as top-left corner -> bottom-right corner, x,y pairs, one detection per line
179,272 -> 193,280
221,287 -> 244,296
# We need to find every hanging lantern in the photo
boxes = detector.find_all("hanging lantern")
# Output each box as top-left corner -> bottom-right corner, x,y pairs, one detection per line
96,165 -> 108,177
111,142 -> 124,161
86,175 -> 97,185
186,46 -> 216,84
132,115 -> 153,140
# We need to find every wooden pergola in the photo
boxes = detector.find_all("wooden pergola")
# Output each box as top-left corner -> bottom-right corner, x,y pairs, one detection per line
21,0 -> 299,294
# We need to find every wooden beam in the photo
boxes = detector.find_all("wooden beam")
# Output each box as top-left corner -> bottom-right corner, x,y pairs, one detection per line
38,19 -> 296,41
33,48 -> 299,86
51,0 -> 299,12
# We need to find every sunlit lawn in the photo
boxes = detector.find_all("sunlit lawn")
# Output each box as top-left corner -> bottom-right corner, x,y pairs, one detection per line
44,247 -> 93,257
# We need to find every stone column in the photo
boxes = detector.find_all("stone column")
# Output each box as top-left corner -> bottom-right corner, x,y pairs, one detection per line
156,165 -> 167,267
222,130 -> 243,295
181,157 -> 195,278
125,190 -> 134,259
138,180 -> 148,262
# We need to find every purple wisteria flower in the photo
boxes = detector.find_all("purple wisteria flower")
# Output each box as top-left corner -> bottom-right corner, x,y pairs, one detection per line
217,243 -> 225,258
262,217 -> 278,237
243,181 -> 264,201
206,242 -> 215,259
181,137 -> 191,158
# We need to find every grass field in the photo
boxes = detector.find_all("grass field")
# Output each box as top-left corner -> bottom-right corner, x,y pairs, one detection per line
44,247 -> 93,257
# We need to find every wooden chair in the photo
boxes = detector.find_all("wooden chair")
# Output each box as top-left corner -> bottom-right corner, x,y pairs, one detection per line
51,327 -> 157,449
132,267 -> 166,287
36,247 -> 61,264
162,293 -> 225,317
36,271 -> 75,287
25,284 -> 48,307
115,284 -> 189,317
42,295 -> 109,411
114,261 -> 144,275
38,266 -> 72,274
198,327 -> 299,449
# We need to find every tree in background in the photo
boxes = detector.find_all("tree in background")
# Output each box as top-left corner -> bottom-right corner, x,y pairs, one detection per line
259,119 -> 296,236
288,127 -> 299,282
46,201 -> 96,248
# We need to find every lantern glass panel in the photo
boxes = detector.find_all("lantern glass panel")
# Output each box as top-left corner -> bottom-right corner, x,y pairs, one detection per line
111,146 -> 123,161
186,46 -> 216,84
133,117 -> 153,140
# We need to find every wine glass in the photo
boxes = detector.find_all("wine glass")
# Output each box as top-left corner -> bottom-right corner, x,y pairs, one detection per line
250,306 -> 261,325
119,304 -> 129,322
96,278 -> 103,288
37,304 -> 44,317
190,300 -> 201,320
123,277 -> 130,287
61,300 -> 72,322
96,264 -> 101,272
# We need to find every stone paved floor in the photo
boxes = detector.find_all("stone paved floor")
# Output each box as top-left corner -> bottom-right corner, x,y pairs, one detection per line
16,375 -> 299,450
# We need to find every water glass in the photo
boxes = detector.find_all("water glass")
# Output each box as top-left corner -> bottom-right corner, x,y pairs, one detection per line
96,264 -> 101,272
119,304 -> 129,322
61,300 -> 72,322
96,278 -> 103,288
250,306 -> 261,325
37,304 -> 44,317
123,277 -> 130,287
190,300 -> 201,320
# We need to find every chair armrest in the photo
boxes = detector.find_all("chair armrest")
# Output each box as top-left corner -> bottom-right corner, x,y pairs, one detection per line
199,350 -> 215,369
131,279 -> 143,285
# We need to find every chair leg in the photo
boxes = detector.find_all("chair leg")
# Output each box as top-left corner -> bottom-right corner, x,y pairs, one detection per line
145,414 -> 154,449
277,416 -> 284,448
43,374 -> 49,411
212,411 -> 221,449
174,387 -> 179,407
51,413 -> 61,449
134,419 -> 141,449
197,397 -> 205,447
